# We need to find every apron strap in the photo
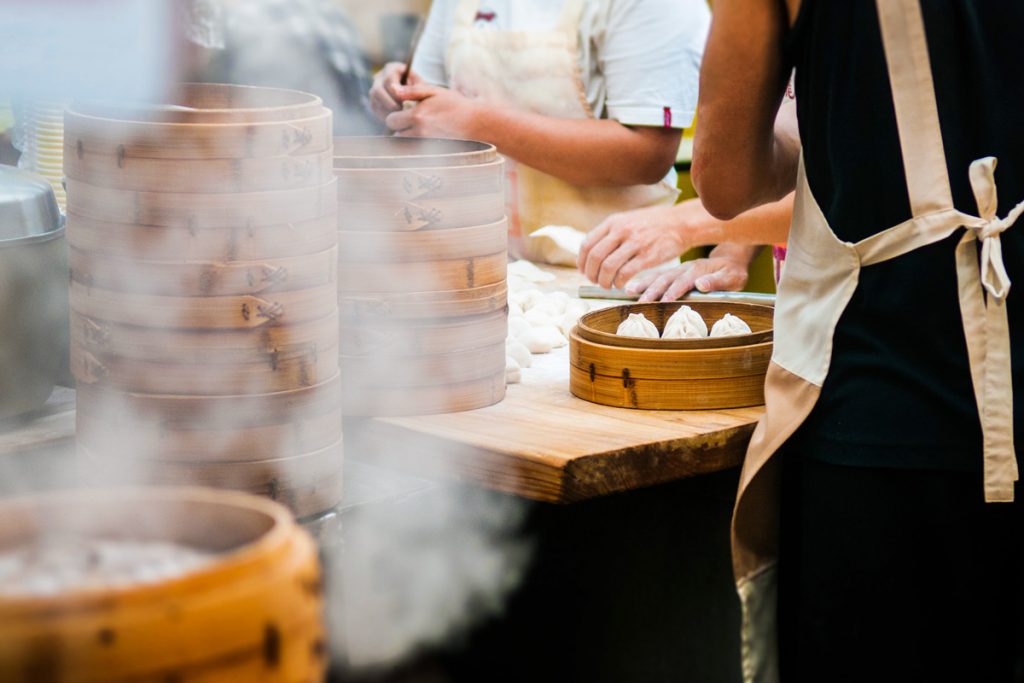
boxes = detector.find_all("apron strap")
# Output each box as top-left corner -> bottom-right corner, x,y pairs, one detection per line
875,0 -> 954,215
873,0 -> 1020,502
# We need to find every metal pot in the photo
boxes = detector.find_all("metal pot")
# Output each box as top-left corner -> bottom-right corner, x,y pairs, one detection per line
0,166 -> 69,419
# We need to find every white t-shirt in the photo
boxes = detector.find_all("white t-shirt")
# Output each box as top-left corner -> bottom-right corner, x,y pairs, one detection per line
411,0 -> 710,129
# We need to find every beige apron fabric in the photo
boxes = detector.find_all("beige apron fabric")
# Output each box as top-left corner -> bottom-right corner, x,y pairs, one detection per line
445,0 -> 679,261
732,1 -> 1022,680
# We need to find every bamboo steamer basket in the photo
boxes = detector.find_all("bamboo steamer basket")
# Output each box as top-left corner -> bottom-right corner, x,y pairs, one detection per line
338,280 -> 507,320
0,487 -> 326,683
339,307 -> 506,357
334,137 -> 504,231
569,301 -> 774,410
346,371 -> 507,417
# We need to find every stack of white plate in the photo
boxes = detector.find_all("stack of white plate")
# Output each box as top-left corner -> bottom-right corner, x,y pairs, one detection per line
15,101 -> 67,212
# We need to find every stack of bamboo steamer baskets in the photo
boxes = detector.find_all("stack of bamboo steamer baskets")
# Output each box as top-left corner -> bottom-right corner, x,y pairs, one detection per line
0,487 -> 327,682
64,84 -> 342,517
334,137 -> 508,416
570,301 -> 774,410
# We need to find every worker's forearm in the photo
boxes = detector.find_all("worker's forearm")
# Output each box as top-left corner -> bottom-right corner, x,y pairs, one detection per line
465,105 -> 679,187
683,192 -> 793,246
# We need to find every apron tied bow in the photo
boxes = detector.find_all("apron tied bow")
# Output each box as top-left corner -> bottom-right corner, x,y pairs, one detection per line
960,156 -> 1020,502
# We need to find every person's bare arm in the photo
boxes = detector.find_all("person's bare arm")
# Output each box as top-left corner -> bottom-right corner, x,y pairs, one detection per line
380,80 -> 680,188
692,0 -> 800,219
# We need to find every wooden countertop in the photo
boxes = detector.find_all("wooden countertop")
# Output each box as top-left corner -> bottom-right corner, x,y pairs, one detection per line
346,266 -> 764,504
0,268 -> 766,506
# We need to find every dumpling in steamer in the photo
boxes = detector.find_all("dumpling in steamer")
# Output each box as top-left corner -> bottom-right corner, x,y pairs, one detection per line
616,313 -> 660,339
709,313 -> 752,337
661,305 -> 708,339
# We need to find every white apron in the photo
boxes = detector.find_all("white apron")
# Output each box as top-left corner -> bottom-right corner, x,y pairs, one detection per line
444,0 -> 680,261
733,1 -> 1022,681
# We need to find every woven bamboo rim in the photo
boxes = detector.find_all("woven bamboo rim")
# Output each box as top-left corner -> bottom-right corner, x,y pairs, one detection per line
64,147 -> 334,194
69,83 -> 324,124
337,252 -> 506,293
81,438 -> 344,519
577,301 -> 774,349
65,178 -> 337,229
339,308 -> 507,356
0,487 -> 326,682
71,339 -> 338,395
569,367 -> 767,410
568,329 -> 773,380
70,281 -> 338,329
77,408 -> 342,463
340,340 -> 505,388
338,280 -> 507,320
334,158 -> 504,202
343,370 -> 506,416
65,109 -> 333,160
333,136 -> 497,168
70,246 -> 337,297
335,193 -> 505,232
71,311 -> 338,365
75,370 -> 341,429
337,219 -> 507,263
66,213 -> 338,262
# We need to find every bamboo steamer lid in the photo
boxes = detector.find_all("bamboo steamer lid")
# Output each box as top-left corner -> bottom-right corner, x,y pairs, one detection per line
337,219 -> 507,262
333,136 -> 497,168
80,440 -> 344,519
0,487 -> 326,683
64,147 -> 334,194
568,301 -> 774,411
65,178 -> 337,230
70,246 -> 338,297
70,311 -> 338,365
66,213 -> 338,262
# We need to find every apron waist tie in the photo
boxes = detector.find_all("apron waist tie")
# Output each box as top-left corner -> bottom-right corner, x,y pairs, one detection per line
958,156 -> 1022,502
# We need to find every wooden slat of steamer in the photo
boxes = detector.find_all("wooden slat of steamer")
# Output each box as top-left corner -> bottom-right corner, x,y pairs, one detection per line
339,280 -> 507,319
70,281 -> 338,329
335,194 -> 505,232
569,329 -> 772,380
333,136 -> 496,168
71,312 -> 338,365
0,489 -> 327,682
76,408 -> 341,462
337,252 -> 506,293
75,371 -> 340,428
64,147 -> 334,193
81,438 -> 344,519
65,178 -> 337,229
336,220 -> 507,262
569,366 -> 766,410
71,340 -> 339,395
66,213 -> 337,262
340,341 -> 505,388
64,109 -> 333,160
343,371 -> 506,416
70,246 -> 337,297
334,158 -> 504,202
339,308 -> 507,356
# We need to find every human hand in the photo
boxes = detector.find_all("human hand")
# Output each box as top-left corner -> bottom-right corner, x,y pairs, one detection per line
625,244 -> 759,302
578,199 -> 711,289
369,62 -> 424,121
383,83 -> 483,139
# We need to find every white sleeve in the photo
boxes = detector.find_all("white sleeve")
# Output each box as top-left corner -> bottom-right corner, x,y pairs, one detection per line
410,0 -> 456,87
598,0 -> 710,128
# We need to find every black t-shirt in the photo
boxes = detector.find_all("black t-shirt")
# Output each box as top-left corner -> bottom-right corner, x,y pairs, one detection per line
787,0 -> 1024,471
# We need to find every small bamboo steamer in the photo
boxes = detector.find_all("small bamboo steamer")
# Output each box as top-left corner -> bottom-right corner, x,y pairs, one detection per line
344,370 -> 507,417
569,302 -> 773,410
65,178 -> 337,229
339,308 -> 507,357
80,440 -> 344,519
70,281 -> 338,329
70,246 -> 337,297
70,311 -> 338,365
66,213 -> 338,262
333,136 -> 496,168
0,487 -> 326,683
64,148 -> 334,194
336,219 -> 507,262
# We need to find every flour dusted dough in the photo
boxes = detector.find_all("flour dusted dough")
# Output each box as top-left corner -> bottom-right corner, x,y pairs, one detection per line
506,336 -> 532,368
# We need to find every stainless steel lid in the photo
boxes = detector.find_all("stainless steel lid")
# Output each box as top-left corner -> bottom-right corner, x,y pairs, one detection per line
0,166 -> 63,244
